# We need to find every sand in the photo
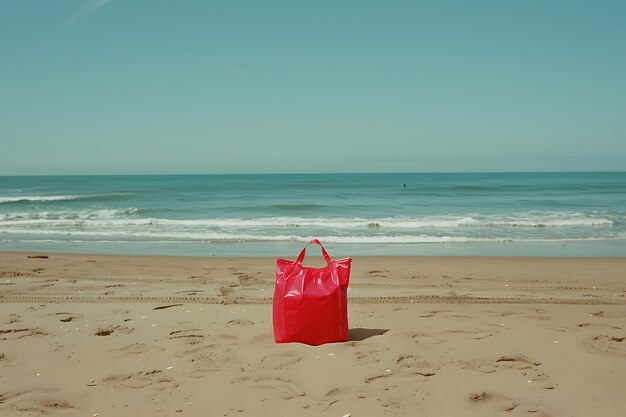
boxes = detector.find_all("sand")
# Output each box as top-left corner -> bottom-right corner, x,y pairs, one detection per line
1,251 -> 625,416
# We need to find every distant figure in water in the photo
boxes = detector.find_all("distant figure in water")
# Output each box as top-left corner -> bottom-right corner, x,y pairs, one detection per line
403,184 -> 406,187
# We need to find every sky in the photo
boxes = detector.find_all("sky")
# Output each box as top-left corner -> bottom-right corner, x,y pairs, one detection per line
1,0 -> 625,175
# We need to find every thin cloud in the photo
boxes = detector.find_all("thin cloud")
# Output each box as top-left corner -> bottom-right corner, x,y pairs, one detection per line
70,0 -> 111,24
85,0 -> 111,14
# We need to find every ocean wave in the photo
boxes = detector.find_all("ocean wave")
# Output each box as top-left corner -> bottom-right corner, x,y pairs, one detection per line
0,208 -> 140,223
0,193 -> 134,204
307,235 -> 626,244
0,212 -> 615,229
0,195 -> 80,203
192,213 -> 609,229
1,229 -> 625,244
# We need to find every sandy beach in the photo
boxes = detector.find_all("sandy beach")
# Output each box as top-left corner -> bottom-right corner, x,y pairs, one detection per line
1,252 -> 625,416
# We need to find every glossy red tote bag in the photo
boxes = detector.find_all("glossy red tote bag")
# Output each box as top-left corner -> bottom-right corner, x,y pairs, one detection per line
273,239 -> 351,345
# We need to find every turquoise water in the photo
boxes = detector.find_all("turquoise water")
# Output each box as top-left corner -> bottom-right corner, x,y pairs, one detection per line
0,172 -> 625,257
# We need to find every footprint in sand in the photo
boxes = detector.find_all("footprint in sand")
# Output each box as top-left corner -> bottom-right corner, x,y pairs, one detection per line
187,346 -> 243,377
468,391 -> 520,412
495,355 -> 550,383
233,376 -> 306,400
408,331 -> 447,345
0,327 -> 48,340
457,359 -> 498,374
457,354 -> 552,388
0,390 -> 73,414
394,354 -> 438,376
583,334 -> 626,358
236,273 -> 263,285
258,349 -> 302,371
469,391 -> 553,415
94,325 -> 134,336
35,399 -> 74,411
353,345 -> 389,364
316,387 -> 352,411
53,312 -> 83,323
99,369 -> 176,390
591,310 -> 626,319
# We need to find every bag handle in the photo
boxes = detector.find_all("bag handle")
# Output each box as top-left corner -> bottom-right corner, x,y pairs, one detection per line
296,239 -> 331,266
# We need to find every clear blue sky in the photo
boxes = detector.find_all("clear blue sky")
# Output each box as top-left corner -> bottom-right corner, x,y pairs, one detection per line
1,0 -> 625,175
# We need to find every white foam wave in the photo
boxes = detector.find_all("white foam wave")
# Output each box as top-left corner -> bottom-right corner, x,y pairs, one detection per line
0,212 -> 615,229
0,195 -> 80,203
0,193 -> 133,204
1,228 -> 624,244
308,235 -> 626,244
470,216 -> 614,227
147,214 -> 613,229
0,208 -> 139,223
1,210 -> 620,248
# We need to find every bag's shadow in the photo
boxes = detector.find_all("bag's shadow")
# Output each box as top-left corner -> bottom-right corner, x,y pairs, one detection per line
349,328 -> 389,341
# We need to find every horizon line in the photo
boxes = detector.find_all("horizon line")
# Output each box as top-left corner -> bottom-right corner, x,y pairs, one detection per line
1,170 -> 625,178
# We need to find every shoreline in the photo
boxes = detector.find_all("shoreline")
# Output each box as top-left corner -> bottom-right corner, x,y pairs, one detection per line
3,238 -> 626,258
3,249 -> 626,261
1,251 -> 625,416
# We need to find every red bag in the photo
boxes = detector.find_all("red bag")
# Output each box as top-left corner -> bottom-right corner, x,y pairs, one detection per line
273,239 -> 351,345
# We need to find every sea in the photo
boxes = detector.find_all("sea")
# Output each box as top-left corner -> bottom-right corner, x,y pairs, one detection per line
1,172 -> 625,257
